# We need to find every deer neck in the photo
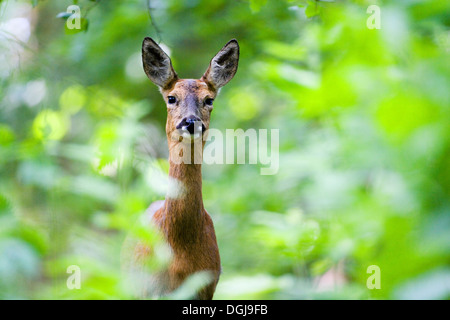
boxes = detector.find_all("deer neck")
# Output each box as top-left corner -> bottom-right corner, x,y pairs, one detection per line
163,141 -> 205,246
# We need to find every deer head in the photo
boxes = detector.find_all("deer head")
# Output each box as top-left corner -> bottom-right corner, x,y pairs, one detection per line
142,38 -> 239,160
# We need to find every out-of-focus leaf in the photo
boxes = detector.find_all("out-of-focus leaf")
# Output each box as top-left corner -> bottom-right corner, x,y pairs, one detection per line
0,124 -> 15,145
305,1 -> 320,18
65,18 -> 89,35
32,110 -> 69,141
249,0 -> 268,13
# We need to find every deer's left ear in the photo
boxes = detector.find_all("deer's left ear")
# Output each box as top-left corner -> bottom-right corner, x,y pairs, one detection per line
201,39 -> 239,90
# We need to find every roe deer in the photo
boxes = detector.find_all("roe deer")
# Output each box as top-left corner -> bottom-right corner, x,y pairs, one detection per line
122,38 -> 239,300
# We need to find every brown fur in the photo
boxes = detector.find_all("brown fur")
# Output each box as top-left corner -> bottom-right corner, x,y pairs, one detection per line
125,38 -> 239,300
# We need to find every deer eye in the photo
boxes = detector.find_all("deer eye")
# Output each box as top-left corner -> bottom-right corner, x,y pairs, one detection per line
168,96 -> 176,104
205,98 -> 214,106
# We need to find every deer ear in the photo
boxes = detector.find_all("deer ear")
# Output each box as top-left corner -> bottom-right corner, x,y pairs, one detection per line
142,37 -> 178,88
202,39 -> 239,90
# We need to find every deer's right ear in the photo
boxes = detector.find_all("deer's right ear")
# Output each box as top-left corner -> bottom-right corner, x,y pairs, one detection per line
142,37 -> 178,89
202,39 -> 239,90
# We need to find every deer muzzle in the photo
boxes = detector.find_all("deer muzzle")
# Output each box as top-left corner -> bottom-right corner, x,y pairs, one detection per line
176,116 -> 206,141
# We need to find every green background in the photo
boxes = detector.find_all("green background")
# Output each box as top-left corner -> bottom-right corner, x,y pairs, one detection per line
0,0 -> 449,299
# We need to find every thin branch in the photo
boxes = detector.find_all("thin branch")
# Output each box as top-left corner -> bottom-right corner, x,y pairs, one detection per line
83,0 -> 101,19
147,0 -> 163,43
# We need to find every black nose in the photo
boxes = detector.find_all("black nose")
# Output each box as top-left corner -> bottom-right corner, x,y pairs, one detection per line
177,116 -> 205,134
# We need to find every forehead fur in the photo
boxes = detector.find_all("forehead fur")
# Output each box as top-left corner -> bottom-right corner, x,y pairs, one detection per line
163,79 -> 215,97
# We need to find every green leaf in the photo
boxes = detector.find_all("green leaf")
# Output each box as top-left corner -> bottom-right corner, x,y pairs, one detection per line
295,0 -> 308,7
64,18 -> 89,35
249,0 -> 268,13
305,1 -> 320,18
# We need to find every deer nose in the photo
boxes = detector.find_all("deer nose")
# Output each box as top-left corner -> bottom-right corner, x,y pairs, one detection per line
177,116 -> 205,135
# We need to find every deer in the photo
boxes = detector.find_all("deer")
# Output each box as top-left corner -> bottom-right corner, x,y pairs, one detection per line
122,37 -> 239,300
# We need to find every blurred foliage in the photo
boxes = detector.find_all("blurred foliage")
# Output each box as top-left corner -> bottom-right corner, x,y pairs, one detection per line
0,0 -> 449,299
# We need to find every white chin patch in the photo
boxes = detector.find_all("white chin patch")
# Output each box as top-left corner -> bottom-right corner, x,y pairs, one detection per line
181,132 -> 202,140
182,131 -> 191,139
